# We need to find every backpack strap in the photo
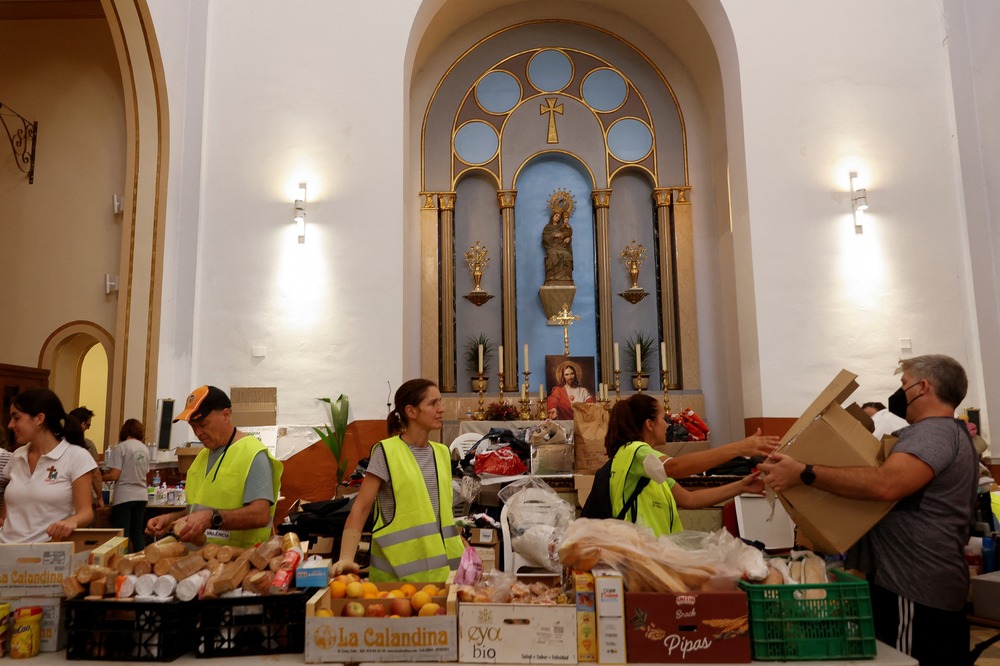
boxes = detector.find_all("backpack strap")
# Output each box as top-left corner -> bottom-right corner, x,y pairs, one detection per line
616,476 -> 650,522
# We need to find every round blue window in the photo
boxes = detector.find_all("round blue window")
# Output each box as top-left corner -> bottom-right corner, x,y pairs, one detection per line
607,118 -> 653,162
582,68 -> 627,112
454,121 -> 499,165
476,71 -> 521,114
527,49 -> 572,92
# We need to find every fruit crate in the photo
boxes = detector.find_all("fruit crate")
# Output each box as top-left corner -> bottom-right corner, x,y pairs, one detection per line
195,590 -> 307,657
65,599 -> 197,662
739,568 -> 877,660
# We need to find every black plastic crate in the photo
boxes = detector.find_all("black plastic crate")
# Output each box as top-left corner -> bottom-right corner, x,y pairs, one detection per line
65,599 -> 197,662
195,590 -> 307,657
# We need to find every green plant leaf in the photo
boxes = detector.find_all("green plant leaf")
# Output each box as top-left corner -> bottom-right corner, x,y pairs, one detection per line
316,394 -> 350,485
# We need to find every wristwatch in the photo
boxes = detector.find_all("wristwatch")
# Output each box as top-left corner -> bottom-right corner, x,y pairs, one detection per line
800,463 -> 816,486
211,509 -> 223,529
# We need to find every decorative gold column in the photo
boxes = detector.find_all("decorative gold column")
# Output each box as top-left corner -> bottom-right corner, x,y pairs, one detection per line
498,189 -> 518,391
653,188 -> 678,388
592,189 -> 613,382
438,193 -> 457,392
420,193 -> 443,387
671,187 -> 698,390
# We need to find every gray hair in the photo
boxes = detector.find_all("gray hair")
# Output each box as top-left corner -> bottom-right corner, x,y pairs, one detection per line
896,355 -> 967,408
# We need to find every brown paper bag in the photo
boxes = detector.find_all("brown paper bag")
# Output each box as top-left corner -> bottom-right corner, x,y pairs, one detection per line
573,402 -> 609,472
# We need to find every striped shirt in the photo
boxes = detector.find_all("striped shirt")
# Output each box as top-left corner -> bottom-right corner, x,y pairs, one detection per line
367,441 -> 441,524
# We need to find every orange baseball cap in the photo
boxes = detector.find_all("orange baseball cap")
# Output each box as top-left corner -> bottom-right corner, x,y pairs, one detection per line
173,385 -> 231,422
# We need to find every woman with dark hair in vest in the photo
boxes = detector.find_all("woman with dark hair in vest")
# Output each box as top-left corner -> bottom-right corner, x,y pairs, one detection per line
606,394 -> 764,536
333,379 -> 463,581
0,388 -> 96,542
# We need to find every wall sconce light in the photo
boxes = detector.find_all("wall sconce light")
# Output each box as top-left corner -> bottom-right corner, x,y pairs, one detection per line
850,171 -> 868,232
293,182 -> 306,243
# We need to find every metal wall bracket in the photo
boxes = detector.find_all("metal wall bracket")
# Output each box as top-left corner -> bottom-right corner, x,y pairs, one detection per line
0,102 -> 38,184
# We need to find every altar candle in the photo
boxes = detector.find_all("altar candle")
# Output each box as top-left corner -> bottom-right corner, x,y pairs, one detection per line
478,345 -> 484,374
498,345 -> 503,370
661,342 -> 667,372
539,384 -> 545,401
521,383 -> 527,400
613,343 -> 620,372
599,383 -> 605,401
523,344 -> 529,373
636,343 -> 642,374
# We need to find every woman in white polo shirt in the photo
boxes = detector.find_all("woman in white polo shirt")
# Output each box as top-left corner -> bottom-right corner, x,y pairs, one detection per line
0,388 -> 96,543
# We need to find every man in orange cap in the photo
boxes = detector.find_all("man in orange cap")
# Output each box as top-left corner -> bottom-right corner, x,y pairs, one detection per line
145,385 -> 283,548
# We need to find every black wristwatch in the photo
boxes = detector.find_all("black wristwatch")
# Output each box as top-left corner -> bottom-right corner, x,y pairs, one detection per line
211,509 -> 223,529
800,463 -> 816,486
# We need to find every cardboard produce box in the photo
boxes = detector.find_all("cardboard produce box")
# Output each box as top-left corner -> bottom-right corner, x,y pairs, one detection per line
0,542 -> 74,598
572,570 -> 597,663
773,369 -> 896,554
305,582 -> 456,663
0,596 -> 66,652
458,597 -> 577,664
624,590 -> 750,663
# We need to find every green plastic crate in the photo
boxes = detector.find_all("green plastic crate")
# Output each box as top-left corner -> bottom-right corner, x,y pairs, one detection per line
739,568 -> 876,660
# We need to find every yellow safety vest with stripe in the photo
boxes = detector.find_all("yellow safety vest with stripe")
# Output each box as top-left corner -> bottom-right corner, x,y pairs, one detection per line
369,436 -> 464,582
610,441 -> 682,536
186,435 -> 283,548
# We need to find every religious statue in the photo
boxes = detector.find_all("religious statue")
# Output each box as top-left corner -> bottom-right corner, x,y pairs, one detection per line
542,189 -> 576,286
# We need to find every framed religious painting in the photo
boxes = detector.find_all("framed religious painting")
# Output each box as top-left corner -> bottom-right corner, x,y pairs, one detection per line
544,355 -> 596,420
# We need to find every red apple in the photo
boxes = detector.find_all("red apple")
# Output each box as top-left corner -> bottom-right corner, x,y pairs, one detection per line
342,601 -> 365,617
365,603 -> 387,618
389,597 -> 413,617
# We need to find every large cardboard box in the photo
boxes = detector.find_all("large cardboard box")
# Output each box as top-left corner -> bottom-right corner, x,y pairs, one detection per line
624,591 -> 750,663
305,583 -> 456,663
458,600 -> 577,664
971,570 -> 1000,621
592,567 -> 626,664
0,542 -> 74,598
773,370 -> 896,555
0,596 -> 66,652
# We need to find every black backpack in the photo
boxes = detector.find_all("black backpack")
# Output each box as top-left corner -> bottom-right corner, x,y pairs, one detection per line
580,458 -> 650,522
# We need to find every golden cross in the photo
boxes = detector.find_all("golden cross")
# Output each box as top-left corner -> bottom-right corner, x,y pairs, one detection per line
549,303 -> 580,355
539,97 -> 564,144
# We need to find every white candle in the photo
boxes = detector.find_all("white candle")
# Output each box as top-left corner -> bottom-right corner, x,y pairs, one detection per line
613,343 -> 620,372
523,344 -> 529,373
539,384 -> 545,401
521,383 -> 527,400
636,343 -> 642,374
600,383 -> 606,401
498,345 -> 503,371
660,342 -> 667,372
478,345 -> 484,374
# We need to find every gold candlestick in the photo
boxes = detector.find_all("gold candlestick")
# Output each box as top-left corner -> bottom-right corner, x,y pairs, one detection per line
474,376 -> 486,420
498,369 -> 505,403
614,370 -> 622,402
661,369 -> 670,414
533,398 -> 547,420
519,396 -> 531,420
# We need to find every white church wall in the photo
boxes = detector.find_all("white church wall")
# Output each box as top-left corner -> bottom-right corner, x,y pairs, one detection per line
722,0 -> 981,417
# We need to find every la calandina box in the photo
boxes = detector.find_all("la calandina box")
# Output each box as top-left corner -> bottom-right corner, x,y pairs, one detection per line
624,591 -> 750,663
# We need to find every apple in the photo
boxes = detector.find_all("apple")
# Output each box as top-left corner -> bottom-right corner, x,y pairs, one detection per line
365,603 -> 387,618
389,597 -> 413,617
418,602 -> 441,617
345,581 -> 365,599
342,601 -> 365,617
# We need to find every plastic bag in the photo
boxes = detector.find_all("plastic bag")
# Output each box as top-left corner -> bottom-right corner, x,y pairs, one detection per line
454,546 -> 484,585
475,446 -> 527,476
499,477 -> 575,570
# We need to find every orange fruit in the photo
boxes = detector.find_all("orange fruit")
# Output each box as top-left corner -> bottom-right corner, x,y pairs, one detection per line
387,589 -> 403,599
400,583 -> 417,598
315,608 -> 334,617
345,581 -> 365,599
418,602 -> 441,617
410,590 -> 431,611
329,581 -> 347,599
362,581 -> 379,597
421,584 -> 439,597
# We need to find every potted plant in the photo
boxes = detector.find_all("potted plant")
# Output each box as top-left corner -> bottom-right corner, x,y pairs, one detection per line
624,331 -> 656,390
465,333 -> 494,391
314,394 -> 349,492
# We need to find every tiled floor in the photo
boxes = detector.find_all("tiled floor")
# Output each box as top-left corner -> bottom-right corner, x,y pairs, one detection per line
972,624 -> 1000,664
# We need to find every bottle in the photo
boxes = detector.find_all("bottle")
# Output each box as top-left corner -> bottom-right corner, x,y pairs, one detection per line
269,533 -> 304,594
984,535 -> 997,574
152,469 -> 161,487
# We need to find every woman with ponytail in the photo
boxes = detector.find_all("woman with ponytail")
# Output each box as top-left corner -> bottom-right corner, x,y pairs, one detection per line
0,388 -> 96,542
333,379 -> 464,581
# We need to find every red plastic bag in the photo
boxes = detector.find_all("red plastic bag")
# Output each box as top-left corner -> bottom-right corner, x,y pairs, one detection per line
474,446 -> 528,476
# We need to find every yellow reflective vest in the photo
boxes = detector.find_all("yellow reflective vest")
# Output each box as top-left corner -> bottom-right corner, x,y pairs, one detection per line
186,435 -> 283,548
610,441 -> 682,536
369,436 -> 464,582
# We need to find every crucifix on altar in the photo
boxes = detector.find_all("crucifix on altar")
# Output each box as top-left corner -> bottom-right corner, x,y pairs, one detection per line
549,303 -> 580,356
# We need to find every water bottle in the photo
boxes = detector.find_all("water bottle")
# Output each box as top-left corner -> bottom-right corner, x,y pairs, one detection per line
983,535 -> 996,574
152,470 -> 160,487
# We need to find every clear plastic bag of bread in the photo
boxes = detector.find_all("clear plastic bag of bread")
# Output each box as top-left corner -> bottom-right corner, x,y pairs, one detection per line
498,476 -> 575,569
558,518 -> 767,592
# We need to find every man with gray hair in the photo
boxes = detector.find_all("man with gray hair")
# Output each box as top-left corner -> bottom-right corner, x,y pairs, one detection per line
760,355 -> 979,664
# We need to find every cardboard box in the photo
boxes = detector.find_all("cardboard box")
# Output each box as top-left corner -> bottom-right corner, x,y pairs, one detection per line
971,570 -> 1000,621
61,528 -> 124,554
470,528 -> 500,572
0,596 -> 66,652
592,567 -> 626,664
475,546 -> 498,572
296,557 -> 332,588
0,542 -> 74,598
572,570 -> 598,662
624,590 -> 750,663
305,583 -> 456,663
89,536 -> 130,567
773,370 -> 896,555
532,444 -> 574,476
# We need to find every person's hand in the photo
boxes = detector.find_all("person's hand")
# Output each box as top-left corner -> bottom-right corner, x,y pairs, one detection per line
145,514 -> 172,539
95,496 -> 105,509
331,558 -> 361,576
757,452 -> 806,492
175,509 -> 211,543
547,407 -> 558,419
737,472 -> 765,495
47,519 -> 76,541
734,428 -> 780,458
